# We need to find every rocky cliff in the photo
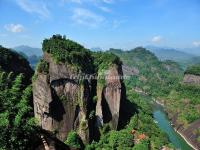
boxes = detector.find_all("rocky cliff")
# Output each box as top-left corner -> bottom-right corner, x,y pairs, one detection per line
183,74 -> 200,85
96,64 -> 123,130
32,35 -> 124,146
33,52 -> 91,143
183,64 -> 200,85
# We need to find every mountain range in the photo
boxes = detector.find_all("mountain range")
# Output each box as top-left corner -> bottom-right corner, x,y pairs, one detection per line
13,45 -> 42,57
12,45 -> 200,69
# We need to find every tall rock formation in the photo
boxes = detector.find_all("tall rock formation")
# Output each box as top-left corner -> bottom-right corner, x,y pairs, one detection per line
96,64 -> 123,130
32,35 -> 125,145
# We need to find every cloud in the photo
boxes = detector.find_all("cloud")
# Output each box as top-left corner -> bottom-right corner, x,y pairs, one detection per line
4,24 -> 24,33
102,0 -> 114,4
72,8 -> 104,27
98,6 -> 111,12
151,36 -> 162,43
192,41 -> 200,47
16,0 -> 50,18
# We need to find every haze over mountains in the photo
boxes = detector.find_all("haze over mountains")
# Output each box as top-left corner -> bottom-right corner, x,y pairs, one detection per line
1,35 -> 200,149
13,45 -> 42,57
14,45 -> 200,69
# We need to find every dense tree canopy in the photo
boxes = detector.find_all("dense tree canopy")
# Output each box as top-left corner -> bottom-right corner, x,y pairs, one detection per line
0,72 -> 37,150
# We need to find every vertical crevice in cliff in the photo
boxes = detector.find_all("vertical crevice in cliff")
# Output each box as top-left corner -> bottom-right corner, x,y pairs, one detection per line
101,88 -> 112,123
49,87 -> 66,122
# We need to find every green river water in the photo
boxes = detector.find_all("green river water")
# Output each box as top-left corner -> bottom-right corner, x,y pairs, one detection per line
153,103 -> 193,150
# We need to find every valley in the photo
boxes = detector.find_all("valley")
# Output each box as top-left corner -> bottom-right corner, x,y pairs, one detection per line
0,35 -> 200,150
1,0 -> 200,149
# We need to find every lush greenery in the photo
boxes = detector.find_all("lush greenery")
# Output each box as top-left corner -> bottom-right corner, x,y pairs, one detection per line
0,72 -> 37,150
0,46 -> 33,80
185,64 -> 200,75
65,131 -> 81,149
1,38 -> 199,149
110,47 -> 200,132
110,47 -> 183,98
165,83 -> 200,125
42,35 -> 122,74
42,34 -> 94,73
36,59 -> 49,74
92,51 -> 122,71
0,46 -> 37,149
86,89 -> 171,149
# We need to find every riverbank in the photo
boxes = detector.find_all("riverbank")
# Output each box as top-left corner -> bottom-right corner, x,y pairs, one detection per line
153,101 -> 197,150
137,92 -> 199,149
176,130 -> 198,150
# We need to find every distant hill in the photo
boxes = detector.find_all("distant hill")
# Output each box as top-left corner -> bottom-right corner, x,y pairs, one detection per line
108,47 -> 183,97
90,47 -> 102,51
13,45 -> 42,57
181,47 -> 200,56
146,46 -> 194,60
109,47 -> 200,128
145,46 -> 200,69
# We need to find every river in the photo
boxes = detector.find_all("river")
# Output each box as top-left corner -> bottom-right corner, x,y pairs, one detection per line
152,103 -> 193,150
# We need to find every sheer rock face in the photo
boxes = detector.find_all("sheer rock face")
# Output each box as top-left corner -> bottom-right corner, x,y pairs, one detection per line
96,65 -> 123,129
183,74 -> 200,85
33,53 -> 124,144
33,53 -> 90,143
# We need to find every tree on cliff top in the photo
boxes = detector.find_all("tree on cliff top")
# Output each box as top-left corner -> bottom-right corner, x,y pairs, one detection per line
42,34 -> 94,73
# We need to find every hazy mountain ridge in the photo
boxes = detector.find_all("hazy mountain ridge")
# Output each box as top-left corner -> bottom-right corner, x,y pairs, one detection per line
13,45 -> 200,70
145,46 -> 200,69
13,45 -> 42,57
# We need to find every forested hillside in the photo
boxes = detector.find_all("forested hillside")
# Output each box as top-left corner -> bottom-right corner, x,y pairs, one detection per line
109,47 -> 200,147
0,37 -> 174,149
0,46 -> 38,149
0,38 -> 199,149
35,35 -> 172,150
109,47 -> 183,98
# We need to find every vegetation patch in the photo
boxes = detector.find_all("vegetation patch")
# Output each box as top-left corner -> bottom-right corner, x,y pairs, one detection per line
36,59 -> 49,74
185,64 -> 200,75
42,34 -> 94,73
65,131 -> 81,149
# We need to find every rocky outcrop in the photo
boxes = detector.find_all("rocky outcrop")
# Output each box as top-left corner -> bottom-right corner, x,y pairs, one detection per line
122,65 -> 139,76
33,53 -> 90,143
171,115 -> 200,150
183,74 -> 200,85
96,65 -> 123,129
33,42 -> 125,147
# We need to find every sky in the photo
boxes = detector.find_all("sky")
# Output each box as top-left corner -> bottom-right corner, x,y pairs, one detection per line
0,0 -> 200,50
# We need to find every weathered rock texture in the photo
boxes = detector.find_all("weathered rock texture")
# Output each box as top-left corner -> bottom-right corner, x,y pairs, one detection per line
33,53 -> 124,144
171,115 -> 200,149
96,65 -> 123,129
183,74 -> 200,85
33,53 -> 90,143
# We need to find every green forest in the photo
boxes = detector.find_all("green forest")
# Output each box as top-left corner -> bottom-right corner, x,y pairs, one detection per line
110,47 -> 200,135
0,35 -> 199,149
